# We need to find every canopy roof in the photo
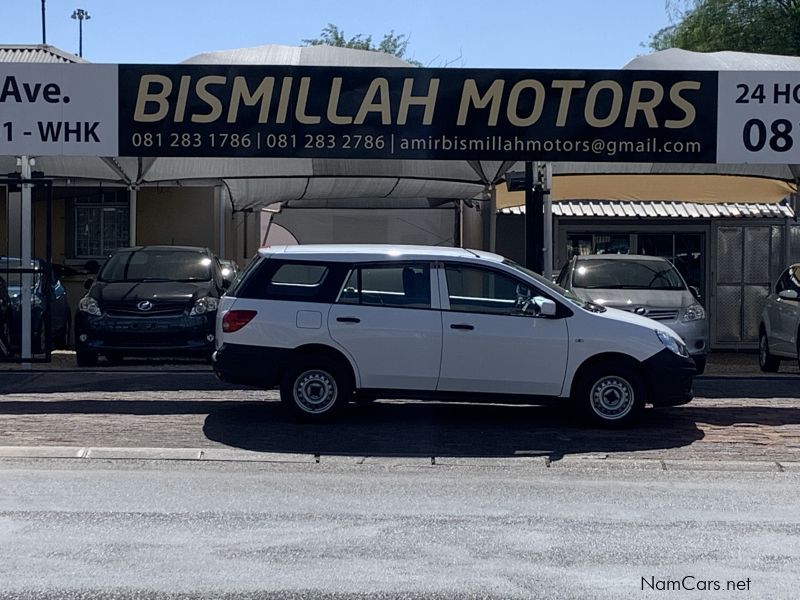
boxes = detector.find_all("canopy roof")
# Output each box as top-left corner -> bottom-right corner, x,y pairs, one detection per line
553,49 -> 800,182
0,44 -> 507,209
497,174 -> 794,209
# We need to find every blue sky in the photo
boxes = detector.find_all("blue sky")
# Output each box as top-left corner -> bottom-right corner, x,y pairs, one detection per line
3,0 -> 672,68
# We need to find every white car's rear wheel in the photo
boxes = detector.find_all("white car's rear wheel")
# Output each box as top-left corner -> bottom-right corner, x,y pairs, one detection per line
280,354 -> 352,421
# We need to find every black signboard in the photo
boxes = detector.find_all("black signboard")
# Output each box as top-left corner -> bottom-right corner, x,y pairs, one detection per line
118,65 -> 718,162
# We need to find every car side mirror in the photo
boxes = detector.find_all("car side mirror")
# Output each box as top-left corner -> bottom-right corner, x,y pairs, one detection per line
534,296 -> 557,317
689,285 -> 702,300
84,278 -> 94,291
779,289 -> 799,301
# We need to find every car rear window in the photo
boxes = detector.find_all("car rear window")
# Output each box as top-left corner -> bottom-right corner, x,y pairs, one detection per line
272,264 -> 328,286
234,259 -> 345,303
573,259 -> 685,290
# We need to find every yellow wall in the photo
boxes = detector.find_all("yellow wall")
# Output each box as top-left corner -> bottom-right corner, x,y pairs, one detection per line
137,187 -> 216,249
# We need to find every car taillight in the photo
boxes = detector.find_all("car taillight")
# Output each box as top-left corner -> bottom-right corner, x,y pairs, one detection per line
222,309 -> 257,333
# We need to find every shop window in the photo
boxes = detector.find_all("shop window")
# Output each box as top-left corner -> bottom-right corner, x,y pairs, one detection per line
566,233 -> 630,257
638,232 -> 705,303
71,191 -> 129,259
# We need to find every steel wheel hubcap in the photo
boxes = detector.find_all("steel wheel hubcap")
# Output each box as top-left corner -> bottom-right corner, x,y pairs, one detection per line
590,376 -> 634,420
294,369 -> 337,414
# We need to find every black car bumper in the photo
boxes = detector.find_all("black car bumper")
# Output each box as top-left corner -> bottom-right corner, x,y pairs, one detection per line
213,343 -> 290,387
643,348 -> 697,406
75,312 -> 215,356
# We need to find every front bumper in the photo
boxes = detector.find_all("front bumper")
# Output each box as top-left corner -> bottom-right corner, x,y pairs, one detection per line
642,348 -> 697,406
75,311 -> 215,356
665,317 -> 708,358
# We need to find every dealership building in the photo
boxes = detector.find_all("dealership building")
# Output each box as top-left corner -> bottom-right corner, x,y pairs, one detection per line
2,44 -> 799,353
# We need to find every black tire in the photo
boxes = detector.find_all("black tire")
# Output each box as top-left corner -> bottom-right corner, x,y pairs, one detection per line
573,362 -> 645,428
280,354 -> 353,422
76,348 -> 98,367
54,311 -> 71,350
759,330 -> 780,373
34,325 -> 47,354
693,356 -> 706,375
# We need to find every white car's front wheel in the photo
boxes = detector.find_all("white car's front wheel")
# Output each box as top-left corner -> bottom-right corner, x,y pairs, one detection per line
574,363 -> 645,427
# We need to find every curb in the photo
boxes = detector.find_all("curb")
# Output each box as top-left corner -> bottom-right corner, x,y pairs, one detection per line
0,445 -> 797,472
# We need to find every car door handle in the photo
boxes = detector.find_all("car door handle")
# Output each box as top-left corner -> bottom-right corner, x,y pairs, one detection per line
336,317 -> 361,323
450,323 -> 474,330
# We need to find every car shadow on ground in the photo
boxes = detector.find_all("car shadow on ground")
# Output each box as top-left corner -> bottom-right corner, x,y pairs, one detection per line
694,377 -> 800,399
0,372 -> 231,394
202,400 -> 708,460
2,396 -> 800,459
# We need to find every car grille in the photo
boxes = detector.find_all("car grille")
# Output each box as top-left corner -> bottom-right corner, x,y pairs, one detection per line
622,307 -> 679,321
103,301 -> 188,317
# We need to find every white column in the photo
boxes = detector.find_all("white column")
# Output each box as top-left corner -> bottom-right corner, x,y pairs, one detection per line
216,186 -> 226,258
543,162 -> 554,278
129,187 -> 137,246
19,156 -> 33,361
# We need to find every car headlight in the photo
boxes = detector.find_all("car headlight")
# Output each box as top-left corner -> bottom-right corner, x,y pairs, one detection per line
189,296 -> 219,315
9,293 -> 42,308
682,303 -> 706,322
78,295 -> 101,316
656,329 -> 690,358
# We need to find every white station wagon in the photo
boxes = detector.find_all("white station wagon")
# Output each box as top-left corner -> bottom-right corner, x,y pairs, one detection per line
213,245 -> 696,426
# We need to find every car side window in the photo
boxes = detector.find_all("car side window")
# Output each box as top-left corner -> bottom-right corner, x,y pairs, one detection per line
445,265 -> 533,315
337,264 -> 431,309
776,267 -> 799,294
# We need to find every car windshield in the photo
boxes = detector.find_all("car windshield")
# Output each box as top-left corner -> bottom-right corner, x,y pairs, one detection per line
502,259 -> 591,309
98,249 -> 212,283
573,258 -> 686,290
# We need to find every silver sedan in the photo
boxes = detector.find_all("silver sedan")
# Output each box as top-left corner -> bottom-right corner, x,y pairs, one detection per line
759,263 -> 800,372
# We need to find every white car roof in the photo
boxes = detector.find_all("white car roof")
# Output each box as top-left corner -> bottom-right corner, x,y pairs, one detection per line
257,244 -> 506,264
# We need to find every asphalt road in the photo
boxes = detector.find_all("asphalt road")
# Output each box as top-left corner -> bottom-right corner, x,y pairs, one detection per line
0,459 -> 798,600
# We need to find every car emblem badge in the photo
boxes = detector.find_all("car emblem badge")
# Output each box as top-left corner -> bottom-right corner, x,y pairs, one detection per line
137,300 -> 153,312
634,306 -> 647,316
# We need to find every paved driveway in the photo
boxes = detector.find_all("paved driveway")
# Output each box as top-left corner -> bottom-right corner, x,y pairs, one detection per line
0,371 -> 798,463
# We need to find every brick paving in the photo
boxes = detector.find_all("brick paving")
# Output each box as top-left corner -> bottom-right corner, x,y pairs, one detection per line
0,371 -> 798,462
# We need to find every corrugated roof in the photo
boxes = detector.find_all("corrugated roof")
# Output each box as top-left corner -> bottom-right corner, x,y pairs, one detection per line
0,45 -> 85,64
499,201 -> 795,219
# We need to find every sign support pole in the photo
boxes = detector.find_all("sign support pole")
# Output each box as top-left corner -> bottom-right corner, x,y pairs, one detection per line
19,156 -> 32,362
129,186 -> 137,247
524,161 -> 545,273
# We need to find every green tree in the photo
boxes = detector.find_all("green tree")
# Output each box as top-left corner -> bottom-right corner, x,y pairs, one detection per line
650,0 -> 800,56
302,23 -> 422,66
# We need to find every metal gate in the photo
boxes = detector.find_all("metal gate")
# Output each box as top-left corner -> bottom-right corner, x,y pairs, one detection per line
0,176 -> 53,362
711,225 -> 774,348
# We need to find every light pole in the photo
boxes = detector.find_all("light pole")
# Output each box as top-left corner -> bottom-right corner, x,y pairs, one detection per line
41,0 -> 46,44
70,8 -> 90,58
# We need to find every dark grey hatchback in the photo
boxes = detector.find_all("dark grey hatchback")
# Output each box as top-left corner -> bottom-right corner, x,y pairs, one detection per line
74,246 -> 229,366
